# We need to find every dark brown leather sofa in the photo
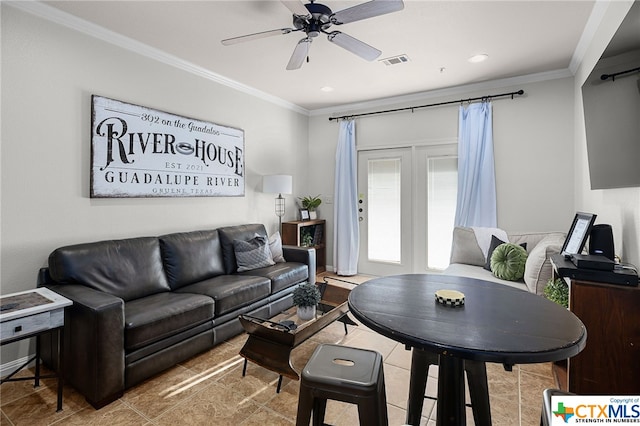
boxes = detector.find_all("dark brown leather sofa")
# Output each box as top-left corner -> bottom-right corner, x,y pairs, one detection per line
37,224 -> 315,409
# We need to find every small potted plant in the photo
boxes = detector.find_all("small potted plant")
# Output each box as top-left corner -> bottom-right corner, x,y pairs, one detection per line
300,228 -> 314,247
292,282 -> 321,320
544,278 -> 569,308
298,195 -> 322,220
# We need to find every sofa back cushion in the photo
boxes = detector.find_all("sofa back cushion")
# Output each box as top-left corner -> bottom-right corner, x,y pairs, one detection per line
48,237 -> 170,301
159,229 -> 225,290
217,224 -> 268,274
508,231 -> 564,252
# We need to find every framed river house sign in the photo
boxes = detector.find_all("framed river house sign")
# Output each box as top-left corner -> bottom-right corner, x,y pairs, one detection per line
91,95 -> 245,198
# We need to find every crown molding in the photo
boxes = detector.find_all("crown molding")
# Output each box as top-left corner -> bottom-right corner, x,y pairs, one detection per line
310,68 -> 574,118
569,0 -> 611,74
6,1 -> 310,116
7,1 -> 589,119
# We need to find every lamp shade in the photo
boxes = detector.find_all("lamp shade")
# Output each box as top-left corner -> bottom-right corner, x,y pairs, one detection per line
263,175 -> 292,195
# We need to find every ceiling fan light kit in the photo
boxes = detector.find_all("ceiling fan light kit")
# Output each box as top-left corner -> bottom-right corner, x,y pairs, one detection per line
221,0 -> 405,70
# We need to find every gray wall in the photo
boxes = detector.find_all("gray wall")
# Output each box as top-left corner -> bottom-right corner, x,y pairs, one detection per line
1,4 -> 309,365
2,0 -> 639,369
309,76 -> 577,269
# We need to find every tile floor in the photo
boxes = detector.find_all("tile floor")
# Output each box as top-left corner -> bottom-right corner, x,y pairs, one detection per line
1,275 -> 556,425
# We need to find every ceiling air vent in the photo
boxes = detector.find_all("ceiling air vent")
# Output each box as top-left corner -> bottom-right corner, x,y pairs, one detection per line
380,54 -> 410,66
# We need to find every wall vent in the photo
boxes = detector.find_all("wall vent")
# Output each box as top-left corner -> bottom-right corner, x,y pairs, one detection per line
380,54 -> 410,66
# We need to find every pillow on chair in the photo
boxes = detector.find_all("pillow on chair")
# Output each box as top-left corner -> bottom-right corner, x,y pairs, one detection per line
233,234 -> 275,272
268,232 -> 286,263
484,235 -> 527,272
490,243 -> 528,281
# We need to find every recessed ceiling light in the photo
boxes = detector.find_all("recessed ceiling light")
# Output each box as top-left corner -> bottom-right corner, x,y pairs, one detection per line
468,54 -> 489,63
320,86 -> 334,92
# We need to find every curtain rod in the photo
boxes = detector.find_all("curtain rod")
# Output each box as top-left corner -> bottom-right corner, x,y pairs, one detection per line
328,89 -> 525,122
601,66 -> 640,82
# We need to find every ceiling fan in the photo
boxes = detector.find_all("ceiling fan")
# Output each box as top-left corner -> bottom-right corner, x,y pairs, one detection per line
221,0 -> 404,70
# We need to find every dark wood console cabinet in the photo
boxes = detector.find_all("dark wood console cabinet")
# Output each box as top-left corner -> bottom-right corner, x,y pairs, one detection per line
282,220 -> 326,273
560,278 -> 640,394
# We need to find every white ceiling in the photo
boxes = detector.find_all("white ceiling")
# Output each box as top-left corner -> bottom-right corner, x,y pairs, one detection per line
41,0 -> 597,112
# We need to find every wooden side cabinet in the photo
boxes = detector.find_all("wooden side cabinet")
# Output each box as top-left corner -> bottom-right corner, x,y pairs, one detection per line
281,220 -> 326,273
566,279 -> 640,394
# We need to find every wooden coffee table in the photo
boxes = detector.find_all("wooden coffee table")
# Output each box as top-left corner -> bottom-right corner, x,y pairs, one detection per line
239,281 -> 356,392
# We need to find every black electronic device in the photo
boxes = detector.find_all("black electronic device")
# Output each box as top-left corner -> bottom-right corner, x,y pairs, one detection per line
570,254 -> 615,271
589,224 -> 615,260
552,254 -> 638,287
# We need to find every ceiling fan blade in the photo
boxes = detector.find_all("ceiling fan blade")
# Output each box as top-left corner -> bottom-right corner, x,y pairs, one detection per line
287,37 -> 312,70
327,31 -> 381,61
331,0 -> 404,25
281,0 -> 311,18
221,28 -> 294,46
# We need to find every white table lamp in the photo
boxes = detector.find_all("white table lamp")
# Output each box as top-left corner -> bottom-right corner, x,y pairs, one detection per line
263,175 -> 293,232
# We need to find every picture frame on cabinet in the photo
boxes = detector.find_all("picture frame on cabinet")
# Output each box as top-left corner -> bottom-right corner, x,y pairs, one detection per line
561,212 -> 597,256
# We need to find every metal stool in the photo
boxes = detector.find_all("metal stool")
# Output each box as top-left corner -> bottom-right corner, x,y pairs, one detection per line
541,388 -> 575,426
295,344 -> 388,426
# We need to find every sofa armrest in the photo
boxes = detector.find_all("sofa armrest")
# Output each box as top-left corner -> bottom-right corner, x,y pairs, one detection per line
282,245 -> 316,284
449,227 -> 485,266
39,279 -> 125,408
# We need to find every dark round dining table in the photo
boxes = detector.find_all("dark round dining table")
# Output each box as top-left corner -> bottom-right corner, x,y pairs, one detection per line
347,274 -> 587,426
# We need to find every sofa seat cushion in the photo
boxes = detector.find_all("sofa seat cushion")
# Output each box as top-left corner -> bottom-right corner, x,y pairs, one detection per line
124,292 -> 214,351
176,275 -> 271,316
239,262 -> 308,293
442,264 -> 527,291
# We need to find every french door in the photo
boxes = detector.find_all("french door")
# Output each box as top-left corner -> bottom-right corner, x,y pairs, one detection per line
357,145 -> 457,276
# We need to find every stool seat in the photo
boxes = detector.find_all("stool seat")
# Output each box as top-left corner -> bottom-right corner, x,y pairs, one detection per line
296,344 -> 388,426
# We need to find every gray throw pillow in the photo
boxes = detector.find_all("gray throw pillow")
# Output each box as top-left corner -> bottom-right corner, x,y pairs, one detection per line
233,234 -> 275,272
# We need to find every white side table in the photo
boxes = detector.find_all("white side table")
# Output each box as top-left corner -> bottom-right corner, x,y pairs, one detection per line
1,287 -> 72,412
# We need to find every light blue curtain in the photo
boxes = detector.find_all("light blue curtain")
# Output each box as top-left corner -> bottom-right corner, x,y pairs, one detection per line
333,120 -> 359,275
454,101 -> 497,227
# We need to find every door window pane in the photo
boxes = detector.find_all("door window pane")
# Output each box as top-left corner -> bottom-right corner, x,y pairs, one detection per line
427,157 -> 457,269
368,158 -> 401,263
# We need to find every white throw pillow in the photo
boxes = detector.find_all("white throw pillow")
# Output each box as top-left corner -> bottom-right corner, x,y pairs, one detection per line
268,232 -> 286,263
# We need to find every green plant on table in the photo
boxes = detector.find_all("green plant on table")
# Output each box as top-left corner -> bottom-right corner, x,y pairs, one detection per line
292,283 -> 321,307
298,195 -> 322,211
544,278 -> 569,308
